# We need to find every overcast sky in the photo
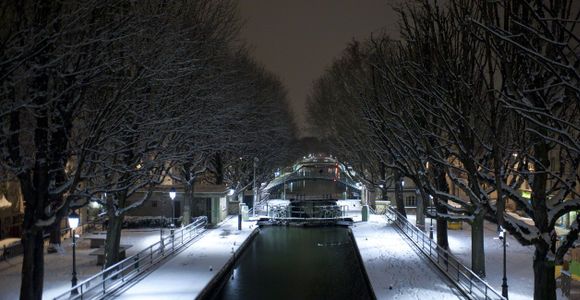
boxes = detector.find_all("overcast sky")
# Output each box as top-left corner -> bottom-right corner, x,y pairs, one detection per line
238,0 -> 400,136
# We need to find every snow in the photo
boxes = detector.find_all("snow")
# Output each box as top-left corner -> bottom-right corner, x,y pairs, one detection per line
352,214 -> 463,299
0,194 -> 12,208
0,228 -> 180,299
337,199 -> 364,209
111,217 -> 255,299
0,238 -> 20,249
407,214 -> 536,300
266,199 -> 289,206
0,210 -> 548,299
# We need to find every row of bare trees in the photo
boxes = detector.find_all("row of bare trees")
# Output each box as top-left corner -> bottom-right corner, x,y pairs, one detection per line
0,1 -> 296,299
307,1 -> 579,299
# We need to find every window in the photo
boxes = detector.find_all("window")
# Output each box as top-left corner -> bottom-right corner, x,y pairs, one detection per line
405,196 -> 416,207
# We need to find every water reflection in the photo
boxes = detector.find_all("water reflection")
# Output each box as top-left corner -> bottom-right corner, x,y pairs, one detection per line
212,227 -> 373,300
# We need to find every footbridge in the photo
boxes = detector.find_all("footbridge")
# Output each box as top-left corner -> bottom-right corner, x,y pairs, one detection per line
264,155 -> 362,192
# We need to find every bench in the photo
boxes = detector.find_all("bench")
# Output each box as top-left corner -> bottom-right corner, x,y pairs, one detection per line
89,244 -> 132,265
447,220 -> 463,230
85,236 -> 106,248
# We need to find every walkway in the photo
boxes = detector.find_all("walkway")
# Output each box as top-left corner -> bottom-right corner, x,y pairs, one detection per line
407,214 -> 536,300
112,217 -> 255,300
352,214 -> 464,299
0,229 -> 164,299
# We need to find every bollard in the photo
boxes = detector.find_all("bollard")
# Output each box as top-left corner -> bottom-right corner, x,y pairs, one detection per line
362,205 -> 369,222
241,204 -> 249,221
238,202 -> 244,230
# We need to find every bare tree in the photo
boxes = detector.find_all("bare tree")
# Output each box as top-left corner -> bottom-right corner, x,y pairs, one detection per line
472,1 -> 580,298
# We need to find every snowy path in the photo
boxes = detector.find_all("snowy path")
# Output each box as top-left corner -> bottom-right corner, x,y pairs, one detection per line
352,215 -> 464,300
407,215 -> 536,300
112,217 -> 255,300
0,228 -> 166,299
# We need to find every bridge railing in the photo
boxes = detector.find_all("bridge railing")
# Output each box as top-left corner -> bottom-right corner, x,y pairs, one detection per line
265,172 -> 360,190
256,204 -> 351,219
384,207 -> 505,300
52,216 -> 207,300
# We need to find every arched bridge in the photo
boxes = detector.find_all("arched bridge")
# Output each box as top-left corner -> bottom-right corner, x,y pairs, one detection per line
264,156 -> 362,192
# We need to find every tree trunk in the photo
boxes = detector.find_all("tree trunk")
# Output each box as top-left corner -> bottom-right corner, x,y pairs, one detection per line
435,202 -> 449,250
471,210 -> 486,277
17,150 -> 48,300
104,213 -> 123,269
533,245 -> 556,300
183,183 -> 192,226
214,153 -> 224,184
47,221 -> 62,253
20,92 -> 50,299
464,151 -> 487,278
20,229 -> 44,300
394,169 -> 406,217
531,137 -> 553,299
104,193 -> 126,269
416,185 -> 425,230
493,141 -> 505,227
434,166 -> 449,249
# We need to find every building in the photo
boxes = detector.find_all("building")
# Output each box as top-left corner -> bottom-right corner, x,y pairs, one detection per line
0,181 -> 23,240
127,184 -> 229,226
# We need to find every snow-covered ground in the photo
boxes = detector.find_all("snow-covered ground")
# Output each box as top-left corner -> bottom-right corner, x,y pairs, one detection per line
0,237 -> 20,249
407,214 -> 538,300
0,228 -> 186,299
0,237 -> 20,257
112,217 -> 255,300
0,209 -> 552,300
352,214 -> 464,299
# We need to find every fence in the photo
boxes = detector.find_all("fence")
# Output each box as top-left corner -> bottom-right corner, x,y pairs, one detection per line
385,207 -> 505,300
52,216 -> 208,300
1,240 -> 22,260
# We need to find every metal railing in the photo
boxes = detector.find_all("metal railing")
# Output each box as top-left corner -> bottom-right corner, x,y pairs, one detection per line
258,204 -> 350,219
384,207 -> 505,300
53,216 -> 208,300
265,171 -> 360,191
561,270 -> 572,297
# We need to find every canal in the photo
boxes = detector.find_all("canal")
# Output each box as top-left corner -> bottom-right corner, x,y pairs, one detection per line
210,226 -> 374,300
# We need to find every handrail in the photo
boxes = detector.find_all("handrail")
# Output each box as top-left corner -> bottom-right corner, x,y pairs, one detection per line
52,216 -> 208,300
261,204 -> 350,219
265,172 -> 360,190
384,207 -> 505,300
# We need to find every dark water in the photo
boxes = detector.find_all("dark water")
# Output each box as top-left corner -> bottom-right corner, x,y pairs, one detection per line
213,226 -> 373,300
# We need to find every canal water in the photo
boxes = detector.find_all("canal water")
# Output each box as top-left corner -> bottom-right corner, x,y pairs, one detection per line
211,226 -> 374,300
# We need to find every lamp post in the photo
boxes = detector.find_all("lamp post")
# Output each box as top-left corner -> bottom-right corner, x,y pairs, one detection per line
169,187 -> 176,249
252,157 -> 258,217
498,225 -> 509,298
429,195 -> 434,240
169,187 -> 176,226
282,171 -> 287,201
67,210 -> 80,295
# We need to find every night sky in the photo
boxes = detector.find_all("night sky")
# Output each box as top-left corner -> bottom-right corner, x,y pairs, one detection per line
238,0 -> 400,136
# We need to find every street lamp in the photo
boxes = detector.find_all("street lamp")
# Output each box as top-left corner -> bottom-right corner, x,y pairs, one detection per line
498,225 -> 509,298
169,188 -> 176,249
169,187 -> 176,225
67,210 -> 80,295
